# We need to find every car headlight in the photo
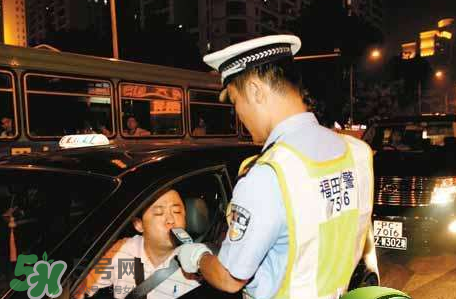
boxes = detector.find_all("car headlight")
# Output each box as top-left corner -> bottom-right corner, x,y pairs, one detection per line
431,178 -> 456,205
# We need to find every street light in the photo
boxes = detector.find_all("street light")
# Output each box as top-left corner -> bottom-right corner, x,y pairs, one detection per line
435,70 -> 444,79
370,49 -> 381,60
349,48 -> 383,125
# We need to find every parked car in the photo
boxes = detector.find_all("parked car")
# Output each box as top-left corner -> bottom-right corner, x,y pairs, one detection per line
363,114 -> 456,253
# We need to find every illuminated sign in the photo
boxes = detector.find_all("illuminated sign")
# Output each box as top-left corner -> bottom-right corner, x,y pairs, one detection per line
150,100 -> 182,114
88,87 -> 111,96
121,84 -> 182,101
59,134 -> 110,148
438,18 -> 454,28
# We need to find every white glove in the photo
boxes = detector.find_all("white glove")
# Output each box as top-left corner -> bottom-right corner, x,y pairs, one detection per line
177,243 -> 212,273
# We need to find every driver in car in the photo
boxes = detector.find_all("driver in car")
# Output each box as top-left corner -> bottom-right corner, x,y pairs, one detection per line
74,189 -> 200,299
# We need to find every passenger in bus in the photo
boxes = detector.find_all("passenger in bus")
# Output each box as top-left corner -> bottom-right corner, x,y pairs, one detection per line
124,116 -> 151,136
78,120 -> 97,135
0,117 -> 13,137
192,116 -> 207,136
99,125 -> 111,136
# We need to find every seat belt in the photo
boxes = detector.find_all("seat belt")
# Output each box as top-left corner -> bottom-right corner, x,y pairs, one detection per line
126,226 -> 205,299
125,258 -> 180,299
133,258 -> 145,299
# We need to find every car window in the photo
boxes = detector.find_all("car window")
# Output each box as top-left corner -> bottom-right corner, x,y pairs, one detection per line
0,170 -> 117,297
366,121 -> 456,151
71,171 -> 229,299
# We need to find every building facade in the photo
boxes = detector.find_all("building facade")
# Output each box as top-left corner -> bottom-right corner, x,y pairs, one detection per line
345,0 -> 384,33
198,0 -> 302,54
2,0 -> 27,46
27,0 -> 111,46
400,18 -> 456,114
0,1 -> 3,43
133,0 -> 301,56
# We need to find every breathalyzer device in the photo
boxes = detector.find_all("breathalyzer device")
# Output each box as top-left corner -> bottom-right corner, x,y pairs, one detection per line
171,227 -> 194,245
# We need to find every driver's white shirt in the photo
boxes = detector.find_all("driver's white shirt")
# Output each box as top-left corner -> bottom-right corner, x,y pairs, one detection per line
84,235 -> 199,299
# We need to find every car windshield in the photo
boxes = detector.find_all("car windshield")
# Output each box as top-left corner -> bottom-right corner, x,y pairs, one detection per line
363,121 -> 456,151
0,170 -> 116,297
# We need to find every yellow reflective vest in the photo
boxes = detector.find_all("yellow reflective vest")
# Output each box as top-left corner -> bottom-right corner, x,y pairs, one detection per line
238,134 -> 375,299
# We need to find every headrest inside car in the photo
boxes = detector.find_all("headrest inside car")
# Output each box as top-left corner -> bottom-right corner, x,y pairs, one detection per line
184,197 -> 210,239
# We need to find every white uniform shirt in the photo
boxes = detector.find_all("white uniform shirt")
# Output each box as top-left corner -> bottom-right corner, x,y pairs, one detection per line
218,112 -> 347,299
85,235 -> 199,299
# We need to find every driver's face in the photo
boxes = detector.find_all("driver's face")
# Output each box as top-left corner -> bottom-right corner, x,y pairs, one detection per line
139,190 -> 186,251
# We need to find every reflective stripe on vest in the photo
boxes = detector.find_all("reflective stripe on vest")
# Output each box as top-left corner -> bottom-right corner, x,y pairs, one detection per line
237,134 -> 373,299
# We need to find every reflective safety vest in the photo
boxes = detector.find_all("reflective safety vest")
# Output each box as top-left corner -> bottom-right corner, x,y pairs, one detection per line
239,135 -> 374,299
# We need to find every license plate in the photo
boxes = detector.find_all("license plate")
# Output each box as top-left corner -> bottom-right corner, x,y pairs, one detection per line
374,236 -> 407,250
373,220 -> 407,250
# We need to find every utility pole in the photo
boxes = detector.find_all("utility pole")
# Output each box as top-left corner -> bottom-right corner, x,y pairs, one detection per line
417,80 -> 422,114
349,64 -> 354,125
294,53 -> 341,61
110,0 -> 119,59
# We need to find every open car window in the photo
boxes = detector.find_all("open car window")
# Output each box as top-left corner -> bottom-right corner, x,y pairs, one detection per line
367,121 -> 456,151
71,171 -> 230,299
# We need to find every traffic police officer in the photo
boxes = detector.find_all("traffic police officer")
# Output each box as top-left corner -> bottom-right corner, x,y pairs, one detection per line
177,35 -> 377,299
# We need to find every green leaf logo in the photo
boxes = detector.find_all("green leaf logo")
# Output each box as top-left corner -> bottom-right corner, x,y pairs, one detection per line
42,252 -> 48,261
341,286 -> 411,299
48,260 -> 54,264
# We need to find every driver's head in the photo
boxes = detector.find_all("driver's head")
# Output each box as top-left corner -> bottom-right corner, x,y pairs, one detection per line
133,189 -> 186,251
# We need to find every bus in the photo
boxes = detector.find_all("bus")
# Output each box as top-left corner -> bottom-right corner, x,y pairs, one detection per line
0,43 -> 252,157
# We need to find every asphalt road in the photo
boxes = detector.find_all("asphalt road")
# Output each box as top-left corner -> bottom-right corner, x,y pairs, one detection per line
377,249 -> 456,299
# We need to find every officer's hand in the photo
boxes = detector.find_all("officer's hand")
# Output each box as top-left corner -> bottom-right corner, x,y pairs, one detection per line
177,243 -> 212,273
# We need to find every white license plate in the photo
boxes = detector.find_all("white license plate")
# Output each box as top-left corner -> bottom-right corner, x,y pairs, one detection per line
374,220 -> 407,250
374,220 -> 403,238
374,236 -> 407,250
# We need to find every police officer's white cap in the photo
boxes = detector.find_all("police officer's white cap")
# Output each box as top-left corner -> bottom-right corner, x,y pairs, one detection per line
203,34 -> 301,101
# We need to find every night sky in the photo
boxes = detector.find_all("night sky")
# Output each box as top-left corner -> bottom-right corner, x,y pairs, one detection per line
384,0 -> 456,56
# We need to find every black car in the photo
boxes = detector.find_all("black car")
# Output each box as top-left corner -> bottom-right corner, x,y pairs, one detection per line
0,141 -> 377,299
364,114 -> 456,253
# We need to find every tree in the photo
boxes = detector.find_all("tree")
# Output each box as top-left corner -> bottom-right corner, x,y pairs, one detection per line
290,0 -> 384,125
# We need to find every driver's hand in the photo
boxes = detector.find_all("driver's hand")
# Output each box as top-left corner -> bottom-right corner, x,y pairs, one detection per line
177,243 -> 212,273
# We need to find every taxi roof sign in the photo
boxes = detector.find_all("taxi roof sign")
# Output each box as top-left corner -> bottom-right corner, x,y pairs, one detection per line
59,134 -> 110,149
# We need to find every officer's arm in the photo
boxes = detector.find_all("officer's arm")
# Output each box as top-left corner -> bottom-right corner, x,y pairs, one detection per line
201,165 -> 283,293
198,253 -> 248,293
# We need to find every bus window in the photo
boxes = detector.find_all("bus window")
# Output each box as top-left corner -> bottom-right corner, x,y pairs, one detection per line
0,71 -> 17,139
188,90 -> 237,137
120,83 -> 184,137
25,74 -> 114,138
